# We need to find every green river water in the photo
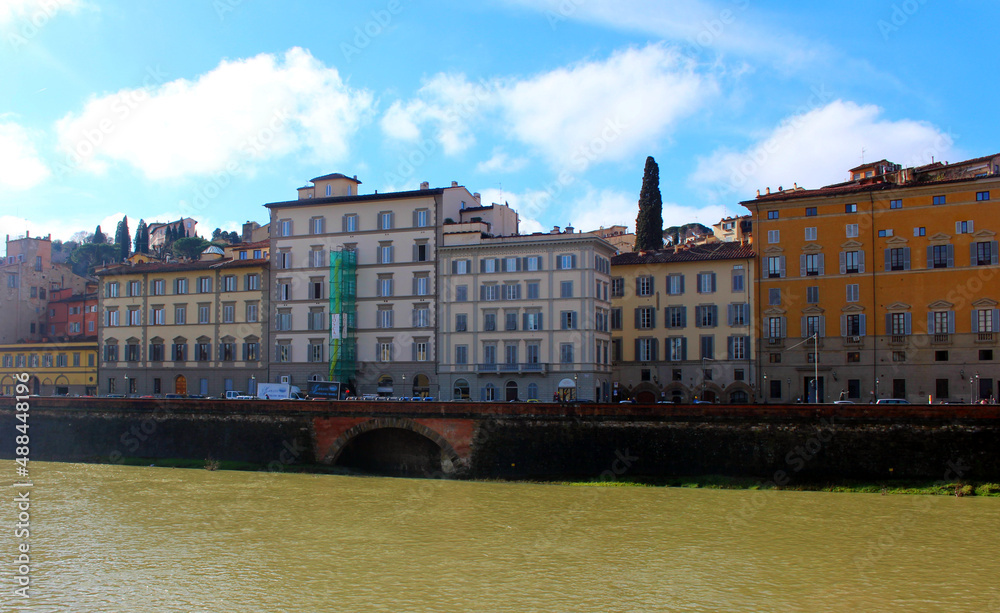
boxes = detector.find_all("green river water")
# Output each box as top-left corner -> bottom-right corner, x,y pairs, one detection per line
4,462 -> 1000,612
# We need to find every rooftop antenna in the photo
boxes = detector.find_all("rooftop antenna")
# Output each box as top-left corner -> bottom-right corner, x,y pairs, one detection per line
861,147 -> 866,165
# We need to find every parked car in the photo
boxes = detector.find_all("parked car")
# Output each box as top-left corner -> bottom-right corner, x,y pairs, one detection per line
876,398 -> 910,404
833,400 -> 855,404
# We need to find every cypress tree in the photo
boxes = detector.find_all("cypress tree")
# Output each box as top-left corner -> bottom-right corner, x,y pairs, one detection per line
116,216 -> 130,261
634,156 -> 664,252
134,220 -> 148,254
92,225 -> 106,244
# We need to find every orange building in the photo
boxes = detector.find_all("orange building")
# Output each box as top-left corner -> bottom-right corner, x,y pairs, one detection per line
744,153 -> 1000,403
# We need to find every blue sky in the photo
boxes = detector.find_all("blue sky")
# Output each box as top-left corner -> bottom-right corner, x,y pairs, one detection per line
1,0 -> 996,254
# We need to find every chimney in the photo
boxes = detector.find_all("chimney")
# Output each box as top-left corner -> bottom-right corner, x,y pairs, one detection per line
565,225 -> 574,234
551,226 -> 561,234
765,187 -> 771,195
473,192 -> 481,203
420,181 -> 429,190
451,181 -> 458,187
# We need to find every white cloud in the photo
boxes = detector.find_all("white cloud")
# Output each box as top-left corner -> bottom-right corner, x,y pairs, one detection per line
381,45 -> 713,172
475,148 -> 528,174
690,100 -> 957,198
502,45 -> 712,172
380,73 -> 497,155
0,121 -> 49,189
0,0 -> 80,26
55,47 -> 375,180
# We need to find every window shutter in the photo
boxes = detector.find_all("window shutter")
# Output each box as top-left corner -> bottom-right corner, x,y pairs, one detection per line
413,277 -> 419,296
842,315 -> 848,336
947,244 -> 954,268
820,316 -> 826,337
969,220 -> 975,233
800,254 -> 807,277
905,312 -> 911,334
728,304 -> 734,326
972,310 -> 978,334
649,276 -> 655,292
818,253 -> 825,275
884,249 -> 891,271
680,307 -> 687,328
779,256 -> 786,278
926,246 -> 933,268
948,311 -> 955,334
858,251 -> 865,273
523,313 -> 528,329
634,339 -> 641,362
651,309 -> 657,329
411,343 -> 417,362
636,278 -> 641,294
342,215 -> 348,232
727,336 -> 734,360
927,312 -> 934,334
451,260 -> 458,274
695,306 -> 702,327
801,316 -> 808,338
679,275 -> 685,294
859,314 -> 866,336
839,251 -> 847,274
993,242 -> 999,265
480,285 -> 486,301
389,212 -> 394,229
780,317 -> 786,338
538,313 -> 543,330
711,305 -> 718,327
971,242 -> 977,266
885,313 -> 892,336
994,309 -> 999,332
711,273 -> 717,292
956,221 -> 962,234
903,248 -> 910,270
571,255 -> 577,269
681,337 -> 687,360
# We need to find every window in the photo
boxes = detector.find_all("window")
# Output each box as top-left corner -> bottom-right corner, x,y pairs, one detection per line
845,314 -> 862,336
766,256 -> 784,278
275,310 -> 291,331
805,315 -> 822,337
804,227 -> 817,241
483,312 -> 496,331
888,312 -> 908,335
307,342 -> 323,363
505,312 -> 517,331
697,273 -> 716,293
377,308 -> 394,329
278,219 -> 292,236
806,286 -> 818,304
956,220 -> 974,234
666,306 -> 686,329
198,305 -> 210,324
892,351 -> 906,362
888,247 -> 909,271
220,342 -> 236,362
561,280 -> 574,298
696,305 -> 717,328
378,277 -> 393,297
379,243 -> 394,264
846,223 -> 859,238
846,284 -> 859,302
276,343 -> 290,363
171,342 -> 187,361
253,250 -> 262,259
244,342 -> 259,361
128,280 -> 141,297
611,277 -> 624,297
768,317 -> 784,338
560,343 -> 574,364
974,241 -> 998,266
195,343 -> 211,361
768,288 -> 781,306
729,303 -> 748,326
932,195 -> 946,205
455,285 -> 468,302
482,344 -> 497,365
151,307 -> 165,325
667,274 -> 685,295
310,217 -> 325,234
379,212 -> 394,230
914,227 -> 926,237
930,244 -> 952,269
932,311 -> 951,334
455,345 -> 468,365
307,309 -> 325,330
977,191 -> 990,201
239,251 -> 248,260
151,279 -> 165,295
525,256 -> 542,272
103,344 -> 119,362
805,207 -> 817,217
767,210 -> 778,220
878,229 -> 894,238
890,199 -> 902,209
413,307 -> 430,328
976,309 -> 996,333
557,254 -> 577,270
413,341 -> 428,362
197,277 -> 212,293
636,276 -> 653,296
729,336 -> 747,360
560,311 -> 577,330
482,258 -> 498,273
732,266 -> 744,292
804,253 -> 822,276
524,312 -> 543,331
174,305 -> 186,325
666,337 -> 686,361
935,350 -> 949,362
980,349 -> 994,361
308,249 -> 325,268
415,276 -> 429,296
842,250 -> 862,274
700,335 -> 714,360
527,282 -> 539,300
637,306 -> 655,329
455,313 -> 468,332
246,303 -> 258,322
637,338 -> 656,362
343,214 -> 358,233
610,308 -> 622,330
768,230 -> 780,244
174,278 -> 188,295
128,309 -> 141,326
845,203 -> 857,213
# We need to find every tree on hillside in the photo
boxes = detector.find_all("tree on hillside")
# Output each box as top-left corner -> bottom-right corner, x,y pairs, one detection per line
211,228 -> 224,242
134,220 -> 149,254
70,242 -> 118,276
634,156 -> 664,252
171,236 -> 211,260
114,216 -> 130,261
228,231 -> 241,244
92,225 -> 106,244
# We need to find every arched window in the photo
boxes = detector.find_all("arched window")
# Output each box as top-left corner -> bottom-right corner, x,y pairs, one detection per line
377,374 -> 393,397
729,390 -> 749,404
505,381 -> 518,402
453,379 -> 470,400
527,382 -> 539,400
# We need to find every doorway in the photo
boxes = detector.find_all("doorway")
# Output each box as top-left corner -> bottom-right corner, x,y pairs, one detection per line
174,374 -> 187,395
980,378 -> 994,402
893,379 -> 906,399
505,381 -> 518,402
803,376 -> 825,403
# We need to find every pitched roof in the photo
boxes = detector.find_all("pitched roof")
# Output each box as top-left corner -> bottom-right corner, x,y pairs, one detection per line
266,187 -> 445,209
612,241 -> 754,265
95,258 -> 268,276
310,173 -> 362,184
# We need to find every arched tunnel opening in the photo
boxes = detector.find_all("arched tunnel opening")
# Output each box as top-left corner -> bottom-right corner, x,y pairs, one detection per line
334,428 -> 451,478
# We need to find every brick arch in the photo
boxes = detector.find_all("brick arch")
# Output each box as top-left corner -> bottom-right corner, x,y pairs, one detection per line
321,417 -> 464,473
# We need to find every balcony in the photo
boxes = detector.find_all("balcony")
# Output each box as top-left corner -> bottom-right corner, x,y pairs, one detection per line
477,362 -> 549,374
888,335 -> 907,345
843,335 -> 863,346
931,333 -> 950,345
767,337 -> 785,347
976,332 -> 996,344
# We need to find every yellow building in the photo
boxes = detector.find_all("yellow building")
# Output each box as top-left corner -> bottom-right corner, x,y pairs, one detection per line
95,256 -> 269,397
0,341 -> 98,396
610,241 -> 756,403
744,153 -> 1000,403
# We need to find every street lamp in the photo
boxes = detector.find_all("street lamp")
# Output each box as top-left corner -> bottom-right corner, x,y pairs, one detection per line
251,374 -> 256,395
702,357 -> 714,401
762,373 -> 768,404
975,372 -> 980,403
124,374 -> 129,397
401,373 -> 406,398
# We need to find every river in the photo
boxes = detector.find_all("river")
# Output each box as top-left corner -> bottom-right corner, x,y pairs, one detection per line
5,462 -> 1000,612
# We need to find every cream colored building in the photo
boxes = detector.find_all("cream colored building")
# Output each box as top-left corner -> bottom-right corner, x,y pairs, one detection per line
95,256 -> 269,396
264,174 -> 509,397
437,229 -> 616,402
610,242 -> 756,403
